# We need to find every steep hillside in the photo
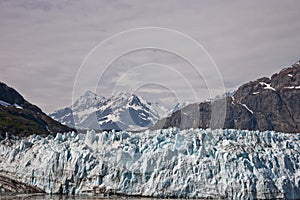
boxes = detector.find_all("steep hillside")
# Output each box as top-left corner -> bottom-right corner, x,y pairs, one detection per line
0,82 -> 74,139
153,60 -> 300,133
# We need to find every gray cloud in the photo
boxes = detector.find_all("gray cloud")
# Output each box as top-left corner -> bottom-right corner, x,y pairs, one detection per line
0,0 -> 300,113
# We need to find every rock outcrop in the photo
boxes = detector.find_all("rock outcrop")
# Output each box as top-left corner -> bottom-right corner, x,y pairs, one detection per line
153,60 -> 300,133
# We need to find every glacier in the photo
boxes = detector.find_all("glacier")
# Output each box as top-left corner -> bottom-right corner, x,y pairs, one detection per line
0,128 -> 299,199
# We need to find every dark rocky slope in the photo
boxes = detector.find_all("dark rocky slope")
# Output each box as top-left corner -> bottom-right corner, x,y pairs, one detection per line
153,60 -> 300,133
0,82 -> 74,139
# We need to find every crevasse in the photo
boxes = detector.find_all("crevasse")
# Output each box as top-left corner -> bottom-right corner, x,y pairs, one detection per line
0,128 -> 299,199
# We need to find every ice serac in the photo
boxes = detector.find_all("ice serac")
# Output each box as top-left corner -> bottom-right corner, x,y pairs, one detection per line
0,128 -> 299,199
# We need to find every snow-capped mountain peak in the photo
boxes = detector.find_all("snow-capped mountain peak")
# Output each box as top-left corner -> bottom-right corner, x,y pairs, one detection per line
50,91 -> 167,131
72,90 -> 106,112
50,91 -> 106,128
114,91 -> 132,99
97,92 -> 160,131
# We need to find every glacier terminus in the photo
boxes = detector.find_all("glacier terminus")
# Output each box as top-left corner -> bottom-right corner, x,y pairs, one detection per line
0,128 -> 299,199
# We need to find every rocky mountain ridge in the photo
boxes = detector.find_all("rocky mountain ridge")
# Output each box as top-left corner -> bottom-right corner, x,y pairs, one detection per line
50,91 -> 166,131
153,60 -> 300,133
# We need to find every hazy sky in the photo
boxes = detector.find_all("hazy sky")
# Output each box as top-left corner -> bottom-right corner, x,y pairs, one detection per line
1,0 -> 300,113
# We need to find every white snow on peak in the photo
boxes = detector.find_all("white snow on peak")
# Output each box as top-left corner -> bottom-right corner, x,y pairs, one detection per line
113,91 -> 132,100
94,92 -> 163,130
50,91 -> 175,130
72,91 -> 106,122
72,91 -> 106,112
259,82 -> 276,91
0,128 -> 299,199
252,92 -> 260,95
287,74 -> 293,77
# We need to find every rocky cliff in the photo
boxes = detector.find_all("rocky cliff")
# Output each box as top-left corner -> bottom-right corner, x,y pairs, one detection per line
153,60 -> 300,133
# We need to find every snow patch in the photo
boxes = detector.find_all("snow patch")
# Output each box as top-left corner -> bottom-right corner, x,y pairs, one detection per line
0,100 -> 23,109
259,82 -> 276,91
99,113 -> 120,123
13,103 -> 23,109
45,125 -> 50,132
240,103 -> 253,114
0,100 -> 11,106
284,86 -> 300,89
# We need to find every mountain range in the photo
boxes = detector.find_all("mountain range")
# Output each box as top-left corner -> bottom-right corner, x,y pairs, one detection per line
153,60 -> 300,133
1,59 -> 299,136
50,91 -> 168,131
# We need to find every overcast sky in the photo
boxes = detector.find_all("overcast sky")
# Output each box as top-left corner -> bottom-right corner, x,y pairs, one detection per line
1,0 -> 300,113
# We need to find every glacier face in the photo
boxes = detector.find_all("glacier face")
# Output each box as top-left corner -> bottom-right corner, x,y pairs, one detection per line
0,128 -> 299,199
